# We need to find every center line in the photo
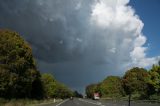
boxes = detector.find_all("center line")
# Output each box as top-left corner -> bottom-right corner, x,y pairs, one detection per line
78,99 -> 105,106
56,99 -> 69,106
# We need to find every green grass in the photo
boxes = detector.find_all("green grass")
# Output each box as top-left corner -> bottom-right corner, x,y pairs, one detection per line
100,95 -> 160,104
0,98 -> 62,106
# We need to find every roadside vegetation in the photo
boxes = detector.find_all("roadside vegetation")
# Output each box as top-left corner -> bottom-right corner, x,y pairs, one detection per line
0,98 -> 63,106
86,66 -> 160,101
0,29 -> 74,105
1,29 -> 160,105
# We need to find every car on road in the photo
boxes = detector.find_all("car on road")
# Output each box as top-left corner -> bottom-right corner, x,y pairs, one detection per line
93,93 -> 100,100
70,96 -> 73,100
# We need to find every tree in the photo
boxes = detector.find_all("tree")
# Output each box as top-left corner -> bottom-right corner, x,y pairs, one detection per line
0,67 -> 10,97
100,76 -> 125,98
0,29 -> 43,98
148,65 -> 160,95
41,73 -> 73,99
41,73 -> 56,98
54,82 -> 73,99
85,84 -> 99,98
123,67 -> 150,99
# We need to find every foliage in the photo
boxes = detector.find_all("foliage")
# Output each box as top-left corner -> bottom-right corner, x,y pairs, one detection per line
86,76 -> 125,99
85,83 -> 100,98
149,94 -> 160,100
123,67 -> 150,99
41,73 -> 73,99
0,98 -> 62,106
0,29 -> 73,100
0,29 -> 43,99
54,82 -> 73,99
85,66 -> 160,100
100,76 -> 125,98
148,65 -> 160,95
41,73 -> 57,98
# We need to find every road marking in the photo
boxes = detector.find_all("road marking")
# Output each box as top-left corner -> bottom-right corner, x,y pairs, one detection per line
56,99 -> 69,106
78,99 -> 105,106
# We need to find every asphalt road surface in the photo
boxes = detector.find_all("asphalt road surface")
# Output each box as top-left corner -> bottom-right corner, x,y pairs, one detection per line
42,98 -> 160,106
42,98 -> 105,106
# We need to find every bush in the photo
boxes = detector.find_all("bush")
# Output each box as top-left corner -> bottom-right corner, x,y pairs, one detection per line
149,94 -> 160,100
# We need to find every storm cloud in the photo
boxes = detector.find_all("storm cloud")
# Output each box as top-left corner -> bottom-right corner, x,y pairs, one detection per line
0,0 -> 159,92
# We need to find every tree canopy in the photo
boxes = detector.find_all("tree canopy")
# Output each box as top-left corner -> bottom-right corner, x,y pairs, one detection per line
0,29 -> 74,99
0,29 -> 43,98
41,73 -> 56,98
86,84 -> 100,98
148,65 -> 160,95
41,73 -> 73,99
100,76 -> 125,98
123,67 -> 150,99
86,66 -> 160,100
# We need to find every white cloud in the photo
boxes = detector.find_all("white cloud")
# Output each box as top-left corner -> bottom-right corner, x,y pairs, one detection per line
109,48 -> 116,53
76,38 -> 83,43
90,0 -> 158,70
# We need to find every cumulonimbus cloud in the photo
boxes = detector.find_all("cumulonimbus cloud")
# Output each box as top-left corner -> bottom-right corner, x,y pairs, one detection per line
90,0 -> 159,69
0,0 -> 159,91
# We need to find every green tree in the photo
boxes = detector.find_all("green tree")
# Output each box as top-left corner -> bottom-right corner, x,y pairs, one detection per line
0,67 -> 10,97
54,82 -> 73,99
123,67 -> 150,99
85,84 -> 99,98
148,65 -> 160,95
100,76 -> 125,98
41,73 -> 56,98
0,29 -> 43,98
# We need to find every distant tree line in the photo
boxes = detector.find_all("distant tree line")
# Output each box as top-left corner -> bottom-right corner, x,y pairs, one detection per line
86,66 -> 160,100
41,73 -> 74,99
0,29 -> 73,99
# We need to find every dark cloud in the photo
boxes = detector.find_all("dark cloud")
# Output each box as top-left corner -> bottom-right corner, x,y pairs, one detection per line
0,0 -> 96,63
0,0 -> 157,92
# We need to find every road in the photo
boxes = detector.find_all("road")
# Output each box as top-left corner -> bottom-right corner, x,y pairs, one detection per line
56,99 -> 104,106
41,98 -> 160,106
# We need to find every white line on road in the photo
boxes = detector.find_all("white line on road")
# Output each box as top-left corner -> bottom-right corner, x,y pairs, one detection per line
56,99 -> 69,106
78,99 -> 105,106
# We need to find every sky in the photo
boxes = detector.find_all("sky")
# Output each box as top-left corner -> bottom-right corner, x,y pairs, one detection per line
0,0 -> 160,93
129,0 -> 160,57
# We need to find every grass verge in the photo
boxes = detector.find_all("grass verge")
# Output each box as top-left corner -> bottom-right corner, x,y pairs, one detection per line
0,98 -> 62,106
